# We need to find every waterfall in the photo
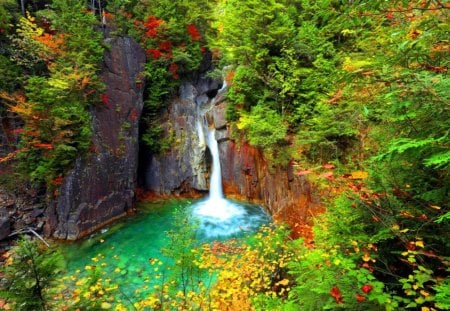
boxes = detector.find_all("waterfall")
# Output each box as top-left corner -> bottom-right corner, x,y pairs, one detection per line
207,128 -> 223,200
190,79 -> 269,238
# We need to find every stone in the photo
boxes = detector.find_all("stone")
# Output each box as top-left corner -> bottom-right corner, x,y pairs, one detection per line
44,36 -> 146,240
212,102 -> 227,130
144,83 -> 210,194
0,216 -> 10,241
215,128 -> 229,143
31,208 -> 44,218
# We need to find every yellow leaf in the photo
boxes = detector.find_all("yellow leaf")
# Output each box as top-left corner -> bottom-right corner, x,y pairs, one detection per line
278,279 -> 289,286
415,240 -> 425,248
362,253 -> 371,262
421,307 -> 430,311
350,170 -> 369,179
430,205 -> 441,210
420,290 -> 430,297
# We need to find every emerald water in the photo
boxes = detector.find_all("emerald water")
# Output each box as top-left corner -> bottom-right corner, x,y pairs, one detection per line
60,125 -> 270,298
59,198 -> 270,296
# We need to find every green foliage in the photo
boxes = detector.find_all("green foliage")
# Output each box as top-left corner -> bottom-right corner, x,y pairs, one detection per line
6,1 -> 105,188
0,0 -> 15,35
213,0 -> 348,158
0,237 -> 64,311
8,13 -> 48,73
107,0 -> 214,153
238,104 -> 287,150
157,209 -> 207,307
434,277 -> 450,310
0,55 -> 22,92
43,0 -> 104,67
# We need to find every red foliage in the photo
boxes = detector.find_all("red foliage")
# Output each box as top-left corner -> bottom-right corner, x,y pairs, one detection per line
101,94 -> 109,105
319,171 -> 334,181
147,48 -> 162,59
187,24 -> 201,41
385,12 -> 394,20
169,63 -> 179,79
296,170 -> 312,176
356,293 -> 366,302
144,15 -> 163,38
32,143 -> 53,149
421,63 -> 448,73
51,176 -> 64,186
159,41 -> 172,51
361,284 -> 373,294
225,70 -> 235,85
145,28 -> 158,38
330,286 -> 343,304
129,108 -> 138,121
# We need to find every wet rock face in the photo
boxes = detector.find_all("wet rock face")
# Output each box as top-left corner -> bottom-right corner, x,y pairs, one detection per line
45,36 -> 146,240
145,77 -> 320,221
210,101 -> 320,221
219,140 -> 320,220
144,76 -> 222,195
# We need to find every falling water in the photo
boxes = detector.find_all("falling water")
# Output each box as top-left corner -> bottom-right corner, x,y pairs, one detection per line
207,129 -> 223,200
191,127 -> 269,239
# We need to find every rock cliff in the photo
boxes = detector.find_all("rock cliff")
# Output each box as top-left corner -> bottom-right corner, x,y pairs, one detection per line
44,36 -> 146,240
144,78 -> 320,231
143,64 -> 222,195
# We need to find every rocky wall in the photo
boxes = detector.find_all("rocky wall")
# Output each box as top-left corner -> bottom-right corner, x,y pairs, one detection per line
44,36 -> 146,240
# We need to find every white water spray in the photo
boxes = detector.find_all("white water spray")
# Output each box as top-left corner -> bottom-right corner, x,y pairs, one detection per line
192,128 -> 244,222
207,129 -> 223,200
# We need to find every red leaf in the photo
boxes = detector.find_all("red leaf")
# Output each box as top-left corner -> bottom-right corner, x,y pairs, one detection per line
147,48 -> 162,59
159,41 -> 172,51
32,143 -> 53,149
169,63 -> 179,79
361,284 -> 373,294
356,293 -> 365,302
320,171 -> 334,180
51,176 -> 64,186
296,170 -> 312,176
322,163 -> 335,169
187,24 -> 201,41
101,94 -> 109,105
330,286 -> 343,304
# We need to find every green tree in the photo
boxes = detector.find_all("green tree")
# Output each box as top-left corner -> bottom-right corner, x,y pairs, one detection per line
0,237 -> 64,310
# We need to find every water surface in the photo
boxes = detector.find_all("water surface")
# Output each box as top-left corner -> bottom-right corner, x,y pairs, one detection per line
60,198 -> 270,296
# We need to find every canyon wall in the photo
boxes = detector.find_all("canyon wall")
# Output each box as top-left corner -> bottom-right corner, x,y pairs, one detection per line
144,81 -> 321,229
44,36 -> 146,240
